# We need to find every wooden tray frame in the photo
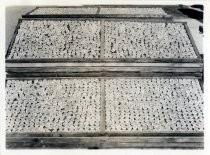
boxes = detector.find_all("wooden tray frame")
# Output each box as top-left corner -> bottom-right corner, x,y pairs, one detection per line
22,5 -> 173,20
6,75 -> 204,149
5,18 -> 202,64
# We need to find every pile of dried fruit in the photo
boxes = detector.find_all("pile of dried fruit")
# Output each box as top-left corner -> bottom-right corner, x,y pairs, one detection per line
30,7 -> 98,15
100,7 -> 167,16
104,22 -> 197,59
6,79 -> 101,132
6,78 -> 203,133
105,78 -> 203,132
8,20 -> 101,59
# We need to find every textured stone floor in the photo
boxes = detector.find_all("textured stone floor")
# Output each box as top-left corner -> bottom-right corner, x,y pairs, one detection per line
6,78 -> 203,133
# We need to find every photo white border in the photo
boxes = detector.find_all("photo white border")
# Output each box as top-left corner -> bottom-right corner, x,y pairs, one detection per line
0,0 -> 209,155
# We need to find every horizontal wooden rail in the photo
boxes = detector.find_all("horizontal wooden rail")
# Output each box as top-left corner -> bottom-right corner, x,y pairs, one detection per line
6,133 -> 204,149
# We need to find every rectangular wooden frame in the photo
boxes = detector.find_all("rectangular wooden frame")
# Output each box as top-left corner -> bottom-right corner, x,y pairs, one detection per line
22,6 -> 172,19
6,134 -> 204,149
6,75 -> 204,149
6,18 -> 202,64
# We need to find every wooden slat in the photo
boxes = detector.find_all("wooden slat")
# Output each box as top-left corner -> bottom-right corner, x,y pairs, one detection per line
199,79 -> 204,92
19,17 -> 178,22
6,131 -> 204,138
6,62 -> 203,67
6,66 -> 203,73
6,72 -> 203,79
6,58 -> 203,63
6,136 -> 204,149
89,5 -> 177,8
22,14 -> 173,20
7,136 -> 203,143
100,79 -> 106,133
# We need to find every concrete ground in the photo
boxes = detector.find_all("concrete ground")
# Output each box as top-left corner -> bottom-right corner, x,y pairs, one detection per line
6,6 -> 35,51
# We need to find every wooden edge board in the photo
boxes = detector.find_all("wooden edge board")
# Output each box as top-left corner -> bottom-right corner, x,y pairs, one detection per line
6,136 -> 204,149
6,136 -> 203,143
86,5 -> 179,8
22,14 -> 173,19
18,17 -> 180,22
6,66 -> 203,72
29,5 -> 177,8
199,79 -> 204,92
5,62 -> 203,67
5,58 -> 203,63
6,67 -> 203,78
6,72 -> 203,79
6,131 -> 204,137
36,6 -> 99,8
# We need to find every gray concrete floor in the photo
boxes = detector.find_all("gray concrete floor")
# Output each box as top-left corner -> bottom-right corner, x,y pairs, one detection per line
6,6 -> 35,51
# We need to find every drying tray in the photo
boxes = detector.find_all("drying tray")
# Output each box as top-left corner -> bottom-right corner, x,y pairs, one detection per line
6,18 -> 202,64
22,5 -> 172,20
6,73 -> 203,149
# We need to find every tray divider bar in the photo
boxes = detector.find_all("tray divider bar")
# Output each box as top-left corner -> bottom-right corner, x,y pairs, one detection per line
100,78 -> 106,133
96,7 -> 100,14
100,20 -> 105,59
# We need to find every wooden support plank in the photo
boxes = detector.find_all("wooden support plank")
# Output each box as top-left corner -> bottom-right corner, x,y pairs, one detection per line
5,67 -> 203,73
6,136 -> 204,149
6,62 -> 203,68
6,137 -> 203,143
87,5 -> 177,8
6,58 -> 203,63
6,72 -> 203,79
6,131 -> 204,138
22,14 -> 173,20
10,17 -> 187,23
